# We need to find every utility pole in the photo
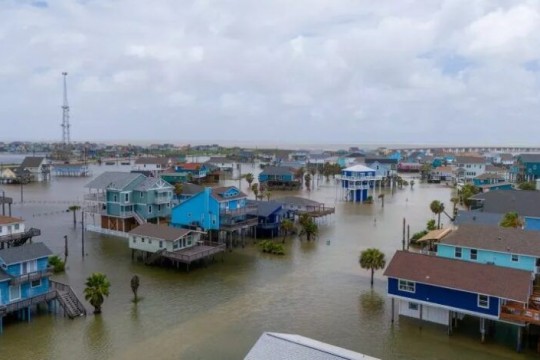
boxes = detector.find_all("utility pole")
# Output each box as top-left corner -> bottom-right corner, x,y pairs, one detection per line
81,210 -> 85,258
64,235 -> 68,263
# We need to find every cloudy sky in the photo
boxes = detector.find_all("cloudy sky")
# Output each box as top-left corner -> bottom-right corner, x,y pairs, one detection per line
1,0 -> 540,147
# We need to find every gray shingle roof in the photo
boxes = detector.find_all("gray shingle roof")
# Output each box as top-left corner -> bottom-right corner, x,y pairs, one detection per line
471,190 -> 540,217
384,251 -> 531,303
245,332 -> 379,360
19,156 -> 45,168
128,223 -> 192,241
440,223 -> 540,257
134,157 -> 171,166
247,200 -> 283,217
455,156 -> 486,164
182,183 -> 204,195
365,157 -> 398,164
276,196 -> 322,208
518,154 -> 540,163
0,243 -> 52,265
260,166 -> 295,176
453,211 -> 503,226
85,172 -> 145,190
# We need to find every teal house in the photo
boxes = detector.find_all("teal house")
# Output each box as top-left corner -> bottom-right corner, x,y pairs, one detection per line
0,243 -> 53,333
85,172 -> 174,233
437,224 -> 540,273
515,154 -> 540,182
258,166 -> 300,190
170,186 -> 257,242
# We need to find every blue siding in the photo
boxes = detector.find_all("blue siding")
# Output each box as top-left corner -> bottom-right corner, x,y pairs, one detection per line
171,189 -> 220,230
525,217 -> 540,231
388,277 -> 500,317
437,244 -> 536,272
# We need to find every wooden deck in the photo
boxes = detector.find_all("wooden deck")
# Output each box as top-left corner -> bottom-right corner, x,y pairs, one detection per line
161,242 -> 226,265
297,207 -> 335,218
500,300 -> 540,325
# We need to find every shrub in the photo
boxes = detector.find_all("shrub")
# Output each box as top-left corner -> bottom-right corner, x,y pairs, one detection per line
49,255 -> 65,273
259,240 -> 285,255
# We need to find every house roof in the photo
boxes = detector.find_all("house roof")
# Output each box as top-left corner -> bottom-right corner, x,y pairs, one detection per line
455,156 -> 486,164
85,172 -> 145,190
181,183 -> 204,195
247,200 -> 283,217
343,164 -> 376,172
260,166 -> 295,176
179,163 -> 204,171
211,186 -> 247,202
0,215 -> 23,225
440,224 -> 540,257
365,157 -> 397,164
276,196 -> 322,208
475,172 -> 505,180
416,228 -> 452,243
128,223 -> 192,241
500,153 -> 514,161
384,251 -> 531,303
518,154 -> 540,163
453,211 -> 503,226
0,243 -> 52,265
432,165 -> 454,173
471,190 -> 540,217
206,157 -> 234,164
245,332 -> 379,360
134,177 -> 173,192
485,165 -> 506,173
134,157 -> 171,166
19,156 -> 45,168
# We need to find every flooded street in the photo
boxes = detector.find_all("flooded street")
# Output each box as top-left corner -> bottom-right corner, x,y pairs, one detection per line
0,159 -> 535,359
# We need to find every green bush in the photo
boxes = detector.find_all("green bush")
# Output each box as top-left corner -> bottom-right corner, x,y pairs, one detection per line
259,240 -> 285,255
409,230 -> 428,245
49,255 -> 66,273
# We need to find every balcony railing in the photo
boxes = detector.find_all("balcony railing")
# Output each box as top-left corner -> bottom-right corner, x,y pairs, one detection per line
338,175 -> 382,182
153,195 -> 171,204
0,228 -> 41,244
0,290 -> 57,316
220,217 -> 258,229
220,205 -> 258,217
9,267 -> 53,285
84,193 -> 106,202
500,302 -> 540,325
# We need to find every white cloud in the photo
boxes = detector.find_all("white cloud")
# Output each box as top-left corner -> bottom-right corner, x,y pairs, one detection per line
1,0 -> 540,145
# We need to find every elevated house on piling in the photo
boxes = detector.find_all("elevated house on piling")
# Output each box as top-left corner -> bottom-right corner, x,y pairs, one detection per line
364,157 -> 398,178
0,216 -> 41,249
84,172 -> 174,236
17,156 -> 50,182
247,200 -> 285,238
0,243 -> 86,333
276,196 -> 335,219
339,165 -> 381,202
258,166 -> 301,190
170,186 -> 258,245
133,157 -> 173,177
128,223 -> 224,271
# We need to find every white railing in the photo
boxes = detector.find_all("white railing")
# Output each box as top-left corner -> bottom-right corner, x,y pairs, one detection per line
337,175 -> 382,182
84,193 -> 106,202
345,184 -> 371,190
85,224 -> 129,238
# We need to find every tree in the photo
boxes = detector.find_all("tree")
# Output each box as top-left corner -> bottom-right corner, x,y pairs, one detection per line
500,212 -> 524,229
450,196 -> 459,216
245,173 -> 254,188
251,183 -> 259,199
265,189 -> 272,201
299,214 -> 318,241
410,180 -> 415,189
304,173 -> 312,191
429,200 -> 445,229
518,182 -> 536,191
84,273 -> 111,314
68,205 -> 81,227
459,184 -> 479,209
359,248 -> 386,287
378,193 -> 384,208
295,167 -> 305,182
426,219 -> 437,231
174,182 -> 183,197
280,219 -> 295,243
130,275 -> 140,302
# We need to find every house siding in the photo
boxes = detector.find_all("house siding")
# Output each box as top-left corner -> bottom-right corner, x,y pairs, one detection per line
437,244 -> 536,272
171,189 -> 220,230
525,217 -> 540,231
388,278 -> 500,317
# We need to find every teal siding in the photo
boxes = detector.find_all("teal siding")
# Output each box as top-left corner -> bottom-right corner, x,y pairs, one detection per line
437,244 -> 536,272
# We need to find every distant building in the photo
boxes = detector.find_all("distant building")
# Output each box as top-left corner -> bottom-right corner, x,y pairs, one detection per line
206,157 -> 235,172
364,157 -> 398,178
340,165 -> 379,202
133,157 -> 173,176
514,154 -> 540,182
18,157 -> 49,182
455,156 -> 486,183
258,167 -> 300,190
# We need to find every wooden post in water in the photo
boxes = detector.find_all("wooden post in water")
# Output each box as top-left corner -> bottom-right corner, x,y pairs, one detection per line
391,298 -> 395,323
516,326 -> 522,352
448,311 -> 453,335
64,235 -> 68,263
81,211 -> 85,258
402,218 -> 406,251
480,318 -> 486,343
407,225 -> 410,251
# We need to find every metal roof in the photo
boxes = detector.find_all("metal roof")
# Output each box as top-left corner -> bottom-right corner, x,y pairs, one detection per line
128,223 -> 192,241
85,172 -> 145,190
0,215 -> 23,225
416,228 -> 452,243
384,251 -> 531,303
275,196 -> 322,208
0,242 -> 52,265
134,177 -> 173,192
19,156 -> 46,168
343,164 -> 376,172
245,332 -> 379,360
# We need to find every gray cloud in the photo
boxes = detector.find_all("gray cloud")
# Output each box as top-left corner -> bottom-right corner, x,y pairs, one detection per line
1,0 -> 540,146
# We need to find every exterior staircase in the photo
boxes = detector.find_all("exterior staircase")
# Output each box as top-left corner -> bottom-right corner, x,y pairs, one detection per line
145,248 -> 166,265
50,280 -> 87,318
133,211 -> 146,225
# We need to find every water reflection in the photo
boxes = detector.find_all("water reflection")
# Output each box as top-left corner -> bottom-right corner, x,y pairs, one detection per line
84,315 -> 111,357
359,289 -> 385,317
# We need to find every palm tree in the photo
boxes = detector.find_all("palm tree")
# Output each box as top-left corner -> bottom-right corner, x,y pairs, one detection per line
304,173 -> 312,191
265,189 -> 272,201
130,275 -> 140,302
359,248 -> 386,287
251,183 -> 259,200
500,212 -> 524,228
84,273 -> 111,314
245,173 -> 254,188
68,205 -> 81,227
410,180 -> 415,188
299,214 -> 318,241
378,194 -> 385,208
280,219 -> 294,243
429,200 -> 445,229
450,196 -> 459,217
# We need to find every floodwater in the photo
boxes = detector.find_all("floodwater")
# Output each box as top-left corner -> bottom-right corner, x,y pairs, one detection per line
0,157 -> 535,359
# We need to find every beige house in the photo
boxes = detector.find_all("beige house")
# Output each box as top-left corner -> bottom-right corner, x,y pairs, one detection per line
128,223 -> 202,254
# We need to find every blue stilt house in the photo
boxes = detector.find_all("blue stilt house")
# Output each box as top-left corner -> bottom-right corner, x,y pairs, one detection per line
340,165 -> 379,202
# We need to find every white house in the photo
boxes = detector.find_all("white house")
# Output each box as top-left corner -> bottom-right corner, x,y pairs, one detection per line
133,157 -> 173,176
455,156 -> 486,183
0,216 -> 25,240
206,157 -> 235,171
18,156 -> 49,182
128,223 -> 202,253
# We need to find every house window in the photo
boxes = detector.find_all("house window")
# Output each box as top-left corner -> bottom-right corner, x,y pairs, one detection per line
511,254 -> 519,262
149,239 -> 152,244
470,249 -> 477,260
31,279 -> 41,288
398,280 -> 416,293
0,226 -> 2,233
148,205 -> 152,213
159,241 -> 163,248
9,285 -> 21,301
14,224 -> 19,230
132,238 -> 136,243
173,241 -> 179,249
408,302 -> 419,311
478,294 -> 489,308
141,237 -> 145,243
113,194 -> 118,202
140,193 -> 144,199
158,205 -> 161,211
455,247 -> 462,258
124,193 -> 129,202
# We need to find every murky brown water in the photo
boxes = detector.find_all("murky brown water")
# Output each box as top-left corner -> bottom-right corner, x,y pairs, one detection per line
0,157 -> 536,359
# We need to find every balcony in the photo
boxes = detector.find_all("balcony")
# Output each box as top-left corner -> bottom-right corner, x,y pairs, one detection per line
338,175 -> 382,182
0,290 -> 57,316
153,195 -> 171,204
9,267 -> 54,285
500,301 -> 540,325
84,193 -> 106,202
220,217 -> 258,230
220,205 -> 258,217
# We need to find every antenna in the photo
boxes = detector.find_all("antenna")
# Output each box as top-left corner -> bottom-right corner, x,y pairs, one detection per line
61,72 -> 71,145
